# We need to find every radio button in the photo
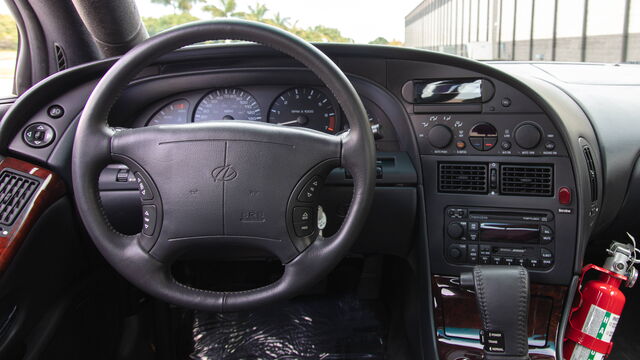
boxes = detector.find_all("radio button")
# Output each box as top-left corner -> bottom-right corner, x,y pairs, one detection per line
541,258 -> 554,268
448,244 -> 467,261
540,225 -> 553,236
491,256 -> 503,265
469,222 -> 479,231
516,258 -> 526,266
480,255 -> 491,264
469,233 -> 478,241
480,245 -> 491,256
527,259 -> 540,268
540,248 -> 553,259
503,257 -> 516,266
468,245 -> 479,263
447,222 -> 466,239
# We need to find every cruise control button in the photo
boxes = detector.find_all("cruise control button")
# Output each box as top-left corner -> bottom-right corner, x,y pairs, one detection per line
294,221 -> 314,237
142,205 -> 156,236
293,207 -> 313,223
134,172 -> 153,200
297,176 -> 321,202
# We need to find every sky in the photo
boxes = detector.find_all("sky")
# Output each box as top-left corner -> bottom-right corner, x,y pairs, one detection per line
0,1 -> 421,43
136,0 -> 420,43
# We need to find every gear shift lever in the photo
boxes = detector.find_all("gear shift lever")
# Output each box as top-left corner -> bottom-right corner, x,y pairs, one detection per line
460,265 -> 530,360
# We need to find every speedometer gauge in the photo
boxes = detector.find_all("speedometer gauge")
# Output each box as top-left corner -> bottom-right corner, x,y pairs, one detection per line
268,87 -> 338,134
146,99 -> 190,126
194,88 -> 262,122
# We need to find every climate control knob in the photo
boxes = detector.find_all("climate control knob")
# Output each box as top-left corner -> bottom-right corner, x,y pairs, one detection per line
514,124 -> 542,149
428,125 -> 453,148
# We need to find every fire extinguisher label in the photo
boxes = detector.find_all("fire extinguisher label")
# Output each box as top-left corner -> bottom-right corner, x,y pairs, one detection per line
569,305 -> 620,360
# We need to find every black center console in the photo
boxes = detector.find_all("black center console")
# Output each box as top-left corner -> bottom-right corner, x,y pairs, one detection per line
394,71 -> 579,285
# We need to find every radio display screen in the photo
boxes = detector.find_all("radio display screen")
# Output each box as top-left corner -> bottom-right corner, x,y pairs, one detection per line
479,223 -> 539,244
414,79 -> 483,104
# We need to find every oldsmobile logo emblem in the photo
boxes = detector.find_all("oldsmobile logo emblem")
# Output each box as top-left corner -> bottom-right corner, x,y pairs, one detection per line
211,165 -> 237,182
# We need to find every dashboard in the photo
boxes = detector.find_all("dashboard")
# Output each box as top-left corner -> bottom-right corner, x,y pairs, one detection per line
3,41 -> 640,360
5,43 -> 635,288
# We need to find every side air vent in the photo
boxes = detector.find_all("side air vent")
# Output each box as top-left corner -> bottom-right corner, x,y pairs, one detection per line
54,43 -> 67,71
0,171 -> 40,226
583,146 -> 598,202
438,163 -> 488,194
500,164 -> 553,196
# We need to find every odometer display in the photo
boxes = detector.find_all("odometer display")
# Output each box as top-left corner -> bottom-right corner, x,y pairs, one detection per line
146,99 -> 190,126
194,88 -> 262,122
268,87 -> 338,133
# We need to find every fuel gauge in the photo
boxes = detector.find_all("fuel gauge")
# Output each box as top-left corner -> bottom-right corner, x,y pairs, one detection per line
146,99 -> 190,126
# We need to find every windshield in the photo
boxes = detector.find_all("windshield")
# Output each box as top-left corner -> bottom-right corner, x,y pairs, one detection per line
139,0 -> 640,63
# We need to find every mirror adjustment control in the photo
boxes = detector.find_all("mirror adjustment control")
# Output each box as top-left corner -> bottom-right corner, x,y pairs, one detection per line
134,172 -> 153,200
142,205 -> 156,236
23,123 -> 55,148
297,176 -> 321,202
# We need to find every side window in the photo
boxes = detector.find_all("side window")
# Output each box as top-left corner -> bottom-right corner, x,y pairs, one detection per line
0,12 -> 17,97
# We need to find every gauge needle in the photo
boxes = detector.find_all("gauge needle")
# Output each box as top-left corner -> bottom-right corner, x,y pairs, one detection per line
278,119 -> 299,126
278,115 -> 309,126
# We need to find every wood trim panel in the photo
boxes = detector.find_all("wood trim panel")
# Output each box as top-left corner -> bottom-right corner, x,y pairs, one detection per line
0,157 -> 65,273
433,275 -> 567,360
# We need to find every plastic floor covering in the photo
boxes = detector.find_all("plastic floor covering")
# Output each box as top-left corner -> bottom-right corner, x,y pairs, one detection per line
189,295 -> 387,360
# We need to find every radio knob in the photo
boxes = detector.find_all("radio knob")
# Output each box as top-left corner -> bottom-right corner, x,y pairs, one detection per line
428,125 -> 453,148
447,222 -> 465,239
514,124 -> 542,149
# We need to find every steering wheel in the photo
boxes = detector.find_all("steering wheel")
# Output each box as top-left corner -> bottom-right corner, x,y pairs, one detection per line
72,20 -> 375,312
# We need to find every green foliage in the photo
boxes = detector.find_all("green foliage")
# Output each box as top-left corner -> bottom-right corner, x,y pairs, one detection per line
369,37 -> 389,45
143,13 -> 200,36
151,0 -> 200,13
0,14 -> 18,50
150,0 -> 353,43
202,0 -> 245,18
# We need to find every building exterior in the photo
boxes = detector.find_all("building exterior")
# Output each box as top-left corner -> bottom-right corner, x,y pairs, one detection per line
405,0 -> 640,62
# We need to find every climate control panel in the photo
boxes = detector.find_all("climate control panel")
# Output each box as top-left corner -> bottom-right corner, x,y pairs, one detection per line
411,113 -> 566,157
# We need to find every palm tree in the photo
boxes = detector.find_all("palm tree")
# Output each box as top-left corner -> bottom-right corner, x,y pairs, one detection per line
203,0 -> 244,18
270,12 -> 290,29
244,3 -> 269,21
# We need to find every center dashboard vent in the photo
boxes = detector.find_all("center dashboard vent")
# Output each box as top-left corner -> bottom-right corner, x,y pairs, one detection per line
0,171 -> 40,226
500,164 -> 553,196
438,163 -> 488,194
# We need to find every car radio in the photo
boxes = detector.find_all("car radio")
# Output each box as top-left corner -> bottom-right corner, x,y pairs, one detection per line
444,206 -> 555,269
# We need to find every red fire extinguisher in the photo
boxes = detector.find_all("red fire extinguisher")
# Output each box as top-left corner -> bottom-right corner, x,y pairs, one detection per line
563,235 -> 639,360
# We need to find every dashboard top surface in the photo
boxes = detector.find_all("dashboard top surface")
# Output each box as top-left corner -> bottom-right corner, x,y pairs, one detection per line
0,43 -> 637,237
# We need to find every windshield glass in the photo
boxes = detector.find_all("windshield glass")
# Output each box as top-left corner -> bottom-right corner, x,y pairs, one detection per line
139,0 -> 639,63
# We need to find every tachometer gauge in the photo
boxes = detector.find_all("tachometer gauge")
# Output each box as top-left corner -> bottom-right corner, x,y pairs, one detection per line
146,99 -> 190,126
268,87 -> 338,134
194,88 -> 262,122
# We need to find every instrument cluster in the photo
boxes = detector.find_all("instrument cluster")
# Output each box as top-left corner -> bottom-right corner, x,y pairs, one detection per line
141,86 -> 343,134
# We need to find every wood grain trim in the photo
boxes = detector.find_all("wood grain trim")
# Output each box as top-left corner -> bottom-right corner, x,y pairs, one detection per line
0,157 -> 65,274
433,274 -> 567,360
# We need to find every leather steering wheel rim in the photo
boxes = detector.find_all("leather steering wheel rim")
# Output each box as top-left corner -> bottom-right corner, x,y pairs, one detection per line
72,20 -> 375,312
